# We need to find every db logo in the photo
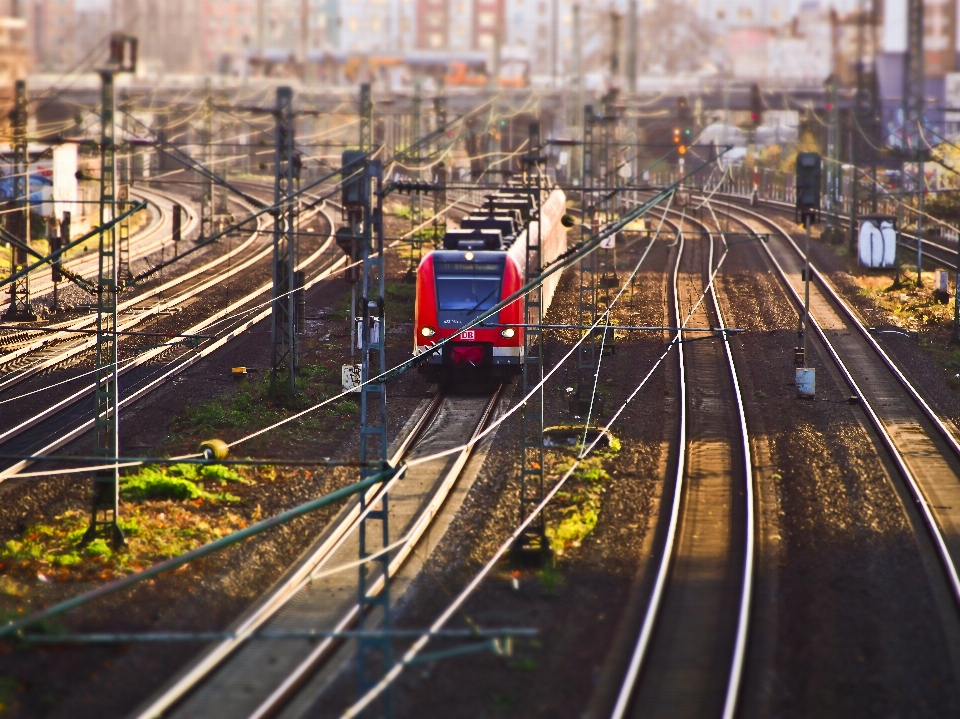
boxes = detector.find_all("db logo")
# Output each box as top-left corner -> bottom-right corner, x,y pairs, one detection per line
461,330 -> 475,341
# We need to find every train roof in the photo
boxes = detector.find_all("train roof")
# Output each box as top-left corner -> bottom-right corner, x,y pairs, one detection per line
443,227 -> 503,250
428,250 -> 512,269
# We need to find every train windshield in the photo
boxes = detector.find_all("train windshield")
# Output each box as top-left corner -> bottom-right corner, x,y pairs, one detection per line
434,260 -> 504,326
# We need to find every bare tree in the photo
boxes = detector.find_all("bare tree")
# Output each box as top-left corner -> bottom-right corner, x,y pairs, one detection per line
636,0 -> 713,74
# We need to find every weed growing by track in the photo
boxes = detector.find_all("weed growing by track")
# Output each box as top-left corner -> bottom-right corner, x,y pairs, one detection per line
0,464 -> 259,583
543,435 -> 622,556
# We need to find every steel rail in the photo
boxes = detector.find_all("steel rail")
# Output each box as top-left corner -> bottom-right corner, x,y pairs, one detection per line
0,206 -> 338,480
701,209 -> 756,719
19,185 -> 197,301
705,187 -> 960,270
708,198 -> 960,458
709,199 -> 960,612
609,208 -> 754,718
0,192 -> 327,399
609,221 -> 688,718
0,196 -> 249,374
246,387 -> 504,719
124,391 -> 446,719
129,387 -> 504,719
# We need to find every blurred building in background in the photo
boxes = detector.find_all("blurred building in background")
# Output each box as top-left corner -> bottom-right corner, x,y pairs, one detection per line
0,0 -> 30,91
4,0 -> 956,104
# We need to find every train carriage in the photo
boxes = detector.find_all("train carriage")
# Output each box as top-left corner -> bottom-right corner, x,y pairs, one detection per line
414,187 -> 567,384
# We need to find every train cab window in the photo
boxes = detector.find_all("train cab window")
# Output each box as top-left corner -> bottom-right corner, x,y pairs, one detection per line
434,259 -> 505,326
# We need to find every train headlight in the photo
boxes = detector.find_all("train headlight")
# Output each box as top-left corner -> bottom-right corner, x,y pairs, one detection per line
464,251 -> 475,261
420,326 -> 436,338
500,327 -> 516,338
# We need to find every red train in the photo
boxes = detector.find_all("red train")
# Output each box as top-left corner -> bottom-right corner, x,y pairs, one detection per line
414,187 -> 568,384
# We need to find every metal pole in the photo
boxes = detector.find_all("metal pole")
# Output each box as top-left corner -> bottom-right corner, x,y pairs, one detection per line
257,0 -> 266,59
952,220 -> 960,342
513,123 -> 549,565
351,83 -> 373,363
551,0 -> 559,87
803,218 -> 811,366
4,79 -> 33,322
917,159 -> 924,285
200,80 -> 214,240
356,157 -> 390,712
627,0 -> 637,94
825,75 -> 840,237
269,86 -> 297,398
82,69 -> 124,548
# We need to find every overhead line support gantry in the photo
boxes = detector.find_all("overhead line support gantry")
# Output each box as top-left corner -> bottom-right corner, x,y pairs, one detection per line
82,33 -> 138,548
270,86 -> 299,399
4,79 -> 34,322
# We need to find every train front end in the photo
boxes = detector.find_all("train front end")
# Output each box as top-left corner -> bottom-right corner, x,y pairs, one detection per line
414,249 -> 524,385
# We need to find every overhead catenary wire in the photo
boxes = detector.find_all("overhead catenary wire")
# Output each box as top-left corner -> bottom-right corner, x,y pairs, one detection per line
342,192 -> 735,719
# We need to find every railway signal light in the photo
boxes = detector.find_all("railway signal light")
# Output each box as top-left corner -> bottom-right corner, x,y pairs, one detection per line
750,83 -> 763,126
48,217 -> 61,282
172,203 -> 182,241
677,97 -> 694,146
795,152 -> 821,225
108,33 -> 138,72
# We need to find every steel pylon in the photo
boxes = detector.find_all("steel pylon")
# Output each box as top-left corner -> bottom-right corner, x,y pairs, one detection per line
270,86 -> 298,398
4,80 -> 34,322
83,69 -> 124,548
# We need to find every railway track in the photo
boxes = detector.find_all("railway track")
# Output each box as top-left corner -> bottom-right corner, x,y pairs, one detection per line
0,201 -> 340,480
128,387 -> 506,719
699,196 -> 960,627
19,185 -> 200,303
0,204 -> 260,388
610,211 -> 753,718
0,186 -> 199,357
709,188 -> 960,272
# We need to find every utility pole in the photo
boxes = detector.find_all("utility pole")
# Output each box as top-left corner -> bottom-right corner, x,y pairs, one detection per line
825,75 -> 840,238
432,81 -> 446,231
627,0 -> 637,95
257,0 -> 266,61
551,0 -> 559,87
352,83 -> 374,360
299,0 -> 309,67
4,79 -> 34,322
350,153 -> 389,713
574,105 -> 599,418
609,10 -> 622,89
409,79 -> 424,275
270,86 -> 298,398
359,82 -> 373,156
573,3 -> 583,183
200,81 -> 214,240
83,34 -> 137,548
118,90 -> 132,282
903,0 -> 925,284
513,122 -> 550,565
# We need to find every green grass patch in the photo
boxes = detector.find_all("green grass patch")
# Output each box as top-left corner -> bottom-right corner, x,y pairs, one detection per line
0,503 -> 251,583
544,438 -> 620,556
121,463 -> 250,503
